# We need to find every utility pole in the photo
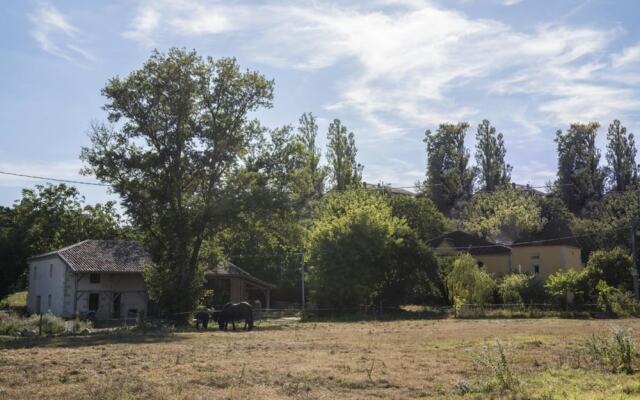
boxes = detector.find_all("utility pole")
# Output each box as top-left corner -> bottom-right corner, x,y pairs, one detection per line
633,223 -> 639,302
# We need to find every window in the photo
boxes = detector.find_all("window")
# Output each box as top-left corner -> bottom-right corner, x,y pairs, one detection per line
533,265 -> 540,274
47,294 -> 52,310
33,266 -> 37,281
89,293 -> 100,312
36,296 -> 41,314
90,273 -> 101,284
49,264 -> 53,278
531,255 -> 540,260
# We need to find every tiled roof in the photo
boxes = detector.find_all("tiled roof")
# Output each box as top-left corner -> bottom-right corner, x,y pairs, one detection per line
204,261 -> 276,289
29,240 -> 149,273
427,230 -> 511,255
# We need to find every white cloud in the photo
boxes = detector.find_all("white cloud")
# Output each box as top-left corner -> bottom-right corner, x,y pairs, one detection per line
29,3 -> 94,63
122,1 -> 640,138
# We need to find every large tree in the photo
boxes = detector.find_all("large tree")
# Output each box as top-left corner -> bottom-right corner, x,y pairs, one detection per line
297,113 -> 328,203
606,120 -> 638,192
326,119 -> 363,191
306,191 -> 438,309
555,122 -> 605,215
81,49 -> 274,319
460,189 -> 544,244
424,122 -> 475,215
475,119 -> 511,191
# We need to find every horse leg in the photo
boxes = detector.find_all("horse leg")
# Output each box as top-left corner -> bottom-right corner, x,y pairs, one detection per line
232,320 -> 236,331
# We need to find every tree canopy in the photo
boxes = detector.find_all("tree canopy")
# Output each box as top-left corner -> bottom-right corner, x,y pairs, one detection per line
326,119 -> 363,191
555,122 -> 605,215
475,119 -> 511,191
81,48 -> 275,319
424,122 -> 475,215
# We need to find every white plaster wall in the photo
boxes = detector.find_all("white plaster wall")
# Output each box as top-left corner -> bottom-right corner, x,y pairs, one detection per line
27,255 -> 67,316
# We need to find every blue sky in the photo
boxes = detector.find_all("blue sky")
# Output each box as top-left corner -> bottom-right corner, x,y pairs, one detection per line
2,0 -> 640,207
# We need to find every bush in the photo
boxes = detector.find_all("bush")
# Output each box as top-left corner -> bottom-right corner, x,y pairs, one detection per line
584,248 -> 633,293
497,274 -> 529,305
446,253 -> 496,308
595,281 -> 639,317
0,291 -> 27,314
0,312 -> 91,336
586,325 -> 636,374
545,269 -> 585,310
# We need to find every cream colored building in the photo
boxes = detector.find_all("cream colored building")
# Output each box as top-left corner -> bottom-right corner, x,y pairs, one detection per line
510,221 -> 583,278
427,231 -> 512,277
428,226 -> 583,279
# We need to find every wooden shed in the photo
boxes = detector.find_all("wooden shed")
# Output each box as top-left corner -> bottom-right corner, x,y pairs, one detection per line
204,261 -> 275,309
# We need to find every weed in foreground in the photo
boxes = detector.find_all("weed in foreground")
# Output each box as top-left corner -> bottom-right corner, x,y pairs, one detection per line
475,338 -> 519,391
585,325 -> 636,374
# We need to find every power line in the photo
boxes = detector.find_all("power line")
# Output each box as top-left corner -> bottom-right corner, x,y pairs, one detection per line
0,170 -> 111,187
431,225 -> 632,251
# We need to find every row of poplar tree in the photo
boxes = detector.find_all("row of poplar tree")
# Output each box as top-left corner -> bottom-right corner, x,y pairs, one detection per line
423,120 -> 639,216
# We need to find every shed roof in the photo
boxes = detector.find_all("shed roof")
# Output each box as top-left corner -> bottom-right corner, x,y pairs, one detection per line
427,230 -> 511,255
204,261 -> 276,289
28,240 -> 149,273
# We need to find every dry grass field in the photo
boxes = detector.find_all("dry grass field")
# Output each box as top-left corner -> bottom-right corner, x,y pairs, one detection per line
2,318 -> 640,399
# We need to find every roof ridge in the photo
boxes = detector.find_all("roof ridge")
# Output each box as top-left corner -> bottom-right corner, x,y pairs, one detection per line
27,239 -> 92,260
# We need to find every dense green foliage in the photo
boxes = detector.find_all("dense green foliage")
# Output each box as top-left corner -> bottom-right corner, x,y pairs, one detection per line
423,123 -> 475,215
545,269 -> 585,310
583,248 -> 633,292
555,123 -> 606,215
460,189 -> 544,243
606,120 -> 638,192
446,253 -> 496,307
0,184 -> 126,298
305,191 -> 439,309
475,120 -> 511,192
81,49 -> 275,319
326,119 -> 363,191
387,195 -> 447,242
497,274 -> 530,305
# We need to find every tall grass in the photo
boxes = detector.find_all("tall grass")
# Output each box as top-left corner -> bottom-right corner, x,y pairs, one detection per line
585,325 -> 636,374
0,312 -> 91,336
475,339 -> 519,391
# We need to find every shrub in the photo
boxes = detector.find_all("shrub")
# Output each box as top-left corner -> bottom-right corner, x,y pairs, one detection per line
0,312 -> 91,336
595,281 -> 639,317
584,248 -> 633,293
544,269 -> 585,310
0,291 -> 27,314
497,274 -> 529,305
475,339 -> 518,391
446,253 -> 496,308
585,325 -> 636,374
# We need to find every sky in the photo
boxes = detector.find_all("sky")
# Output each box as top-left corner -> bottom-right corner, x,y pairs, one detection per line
2,0 -> 640,207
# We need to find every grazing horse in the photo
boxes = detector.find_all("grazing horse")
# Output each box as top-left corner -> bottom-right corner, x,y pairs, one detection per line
217,302 -> 254,331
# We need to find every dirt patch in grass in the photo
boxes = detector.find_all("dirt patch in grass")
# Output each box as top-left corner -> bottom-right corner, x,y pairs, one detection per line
2,319 -> 640,399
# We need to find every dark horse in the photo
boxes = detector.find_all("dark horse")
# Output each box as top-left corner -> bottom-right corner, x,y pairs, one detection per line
216,302 -> 254,331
